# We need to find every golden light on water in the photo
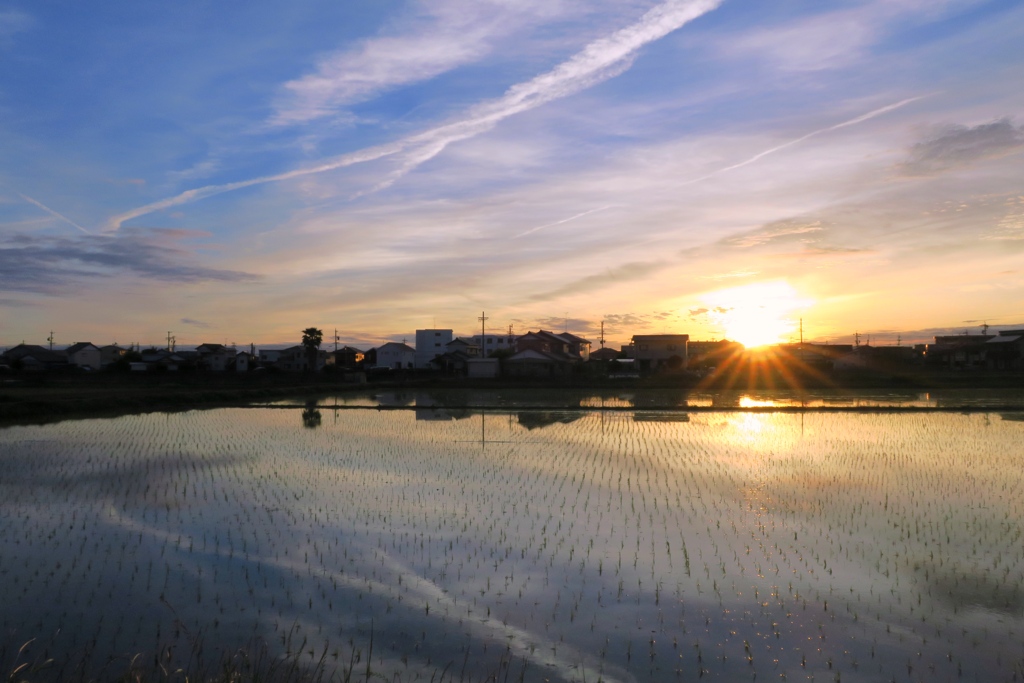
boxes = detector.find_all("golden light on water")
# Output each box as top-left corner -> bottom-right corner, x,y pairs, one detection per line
703,280 -> 813,348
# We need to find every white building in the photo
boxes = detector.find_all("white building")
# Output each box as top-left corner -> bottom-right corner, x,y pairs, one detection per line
415,329 -> 453,368
377,342 -> 415,369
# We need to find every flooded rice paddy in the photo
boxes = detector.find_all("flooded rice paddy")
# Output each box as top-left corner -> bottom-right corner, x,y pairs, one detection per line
1,395 -> 1022,681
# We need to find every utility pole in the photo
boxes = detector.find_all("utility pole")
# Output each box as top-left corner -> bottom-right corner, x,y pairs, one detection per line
600,320 -> 606,349
47,331 -> 54,350
478,311 -> 489,341
167,331 -> 173,352
854,332 -> 861,347
799,318 -> 803,345
334,328 -> 339,352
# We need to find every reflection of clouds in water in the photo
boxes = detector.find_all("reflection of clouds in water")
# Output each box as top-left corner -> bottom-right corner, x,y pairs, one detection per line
108,508 -> 627,683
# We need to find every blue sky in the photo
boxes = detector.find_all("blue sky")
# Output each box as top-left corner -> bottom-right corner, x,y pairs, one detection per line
2,0 -> 1023,349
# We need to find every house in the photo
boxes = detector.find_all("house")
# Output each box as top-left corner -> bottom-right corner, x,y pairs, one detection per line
196,343 -> 237,372
1,344 -> 69,371
376,342 -> 415,370
631,334 -> 689,371
234,352 -> 250,373
276,345 -> 328,372
429,351 -> 475,375
503,349 -> 575,378
415,329 -> 453,368
926,334 -> 992,369
446,338 -> 481,357
65,342 -> 101,370
515,330 -> 590,361
331,346 -> 365,369
139,348 -> 187,371
468,333 -> 518,357
99,345 -> 129,367
589,347 -> 620,362
258,349 -> 283,366
985,329 -> 1024,370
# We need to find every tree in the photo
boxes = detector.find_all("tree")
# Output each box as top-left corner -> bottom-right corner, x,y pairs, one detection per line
301,327 -> 323,372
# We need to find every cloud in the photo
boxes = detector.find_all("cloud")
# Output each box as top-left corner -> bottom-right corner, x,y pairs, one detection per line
108,0 -> 723,231
0,232 -> 259,294
527,259 -> 671,302
0,9 -> 31,48
532,316 -> 595,334
180,318 -> 211,328
725,219 -> 822,248
898,118 -> 1024,176
271,0 -> 517,126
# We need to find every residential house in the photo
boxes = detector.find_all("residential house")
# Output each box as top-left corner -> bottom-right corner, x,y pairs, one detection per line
331,346 -> 365,369
65,342 -> 101,370
503,348 -> 575,378
446,338 -> 481,357
99,345 -> 129,367
589,347 -> 620,362
276,345 -> 328,372
986,329 -> 1024,370
139,348 -> 188,371
515,330 -> 590,361
258,349 -> 283,366
926,334 -> 993,369
196,343 -> 237,372
1,344 -> 68,371
376,342 -> 415,370
631,334 -> 689,371
468,333 -> 518,357
415,329 -> 453,368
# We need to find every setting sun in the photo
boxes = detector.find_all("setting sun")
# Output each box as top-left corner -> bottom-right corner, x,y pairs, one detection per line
703,281 -> 813,348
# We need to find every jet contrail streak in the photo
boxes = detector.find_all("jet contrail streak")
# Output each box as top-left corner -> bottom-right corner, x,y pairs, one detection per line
514,205 -> 615,238
19,193 -> 92,235
680,95 -> 930,186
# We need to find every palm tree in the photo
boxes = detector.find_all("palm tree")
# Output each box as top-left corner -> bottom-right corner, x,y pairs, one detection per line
301,327 -> 323,372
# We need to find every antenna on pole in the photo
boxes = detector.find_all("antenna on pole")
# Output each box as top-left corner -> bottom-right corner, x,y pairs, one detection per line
600,320 -> 606,349
167,331 -> 173,352
564,312 -> 568,333
334,328 -> 339,352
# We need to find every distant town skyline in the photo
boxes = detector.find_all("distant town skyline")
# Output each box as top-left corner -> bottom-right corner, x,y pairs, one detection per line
2,1 -> 1023,349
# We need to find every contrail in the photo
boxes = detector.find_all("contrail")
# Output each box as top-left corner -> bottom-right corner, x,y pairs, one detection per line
18,192 -> 92,235
680,95 -> 931,186
514,205 -> 616,239
107,0 -> 723,232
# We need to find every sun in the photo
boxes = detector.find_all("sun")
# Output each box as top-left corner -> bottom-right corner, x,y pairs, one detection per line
702,281 -> 812,348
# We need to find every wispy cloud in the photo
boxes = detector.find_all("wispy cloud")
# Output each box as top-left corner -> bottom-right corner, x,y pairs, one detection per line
0,8 -> 32,48
271,0 -> 557,126
898,118 -> 1024,176
108,0 -> 723,231
180,317 -> 211,328
0,233 -> 258,294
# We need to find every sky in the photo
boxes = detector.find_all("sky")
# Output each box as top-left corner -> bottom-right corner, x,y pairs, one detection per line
2,0 -> 1023,350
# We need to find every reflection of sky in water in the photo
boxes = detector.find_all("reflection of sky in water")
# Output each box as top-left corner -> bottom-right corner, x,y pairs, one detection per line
0,409 -> 1022,681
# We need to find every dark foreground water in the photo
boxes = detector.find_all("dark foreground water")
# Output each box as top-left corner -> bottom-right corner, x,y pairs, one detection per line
1,397 -> 1022,681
